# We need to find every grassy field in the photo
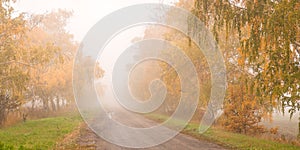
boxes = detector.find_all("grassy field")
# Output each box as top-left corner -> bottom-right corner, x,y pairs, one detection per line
146,114 -> 300,150
0,113 -> 82,150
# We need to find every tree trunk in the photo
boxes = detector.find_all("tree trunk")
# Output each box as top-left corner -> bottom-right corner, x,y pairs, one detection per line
43,98 -> 49,111
0,107 -> 6,126
0,95 -> 8,126
51,97 -> 56,111
297,116 -> 300,139
56,96 -> 60,110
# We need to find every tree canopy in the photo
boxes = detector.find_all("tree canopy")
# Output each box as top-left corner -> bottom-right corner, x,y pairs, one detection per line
0,0 -> 79,125
191,0 -> 300,115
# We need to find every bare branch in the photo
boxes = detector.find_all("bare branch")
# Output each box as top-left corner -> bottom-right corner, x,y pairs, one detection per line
0,60 -> 34,67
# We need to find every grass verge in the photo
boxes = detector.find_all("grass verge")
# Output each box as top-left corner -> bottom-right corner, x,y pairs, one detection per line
0,113 -> 82,150
146,113 -> 300,150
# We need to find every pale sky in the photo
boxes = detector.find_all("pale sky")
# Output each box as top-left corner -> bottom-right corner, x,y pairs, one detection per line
13,0 -> 176,41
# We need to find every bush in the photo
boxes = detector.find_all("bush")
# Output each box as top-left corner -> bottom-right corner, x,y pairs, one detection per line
222,84 -> 266,134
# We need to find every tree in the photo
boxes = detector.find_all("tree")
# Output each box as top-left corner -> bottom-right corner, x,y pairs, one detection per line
130,23 -> 212,117
0,1 -> 77,125
192,0 -> 300,116
0,0 -> 29,125
25,10 -> 78,112
223,77 -> 265,134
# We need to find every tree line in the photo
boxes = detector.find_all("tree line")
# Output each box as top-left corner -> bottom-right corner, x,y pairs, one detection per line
0,0 -> 78,125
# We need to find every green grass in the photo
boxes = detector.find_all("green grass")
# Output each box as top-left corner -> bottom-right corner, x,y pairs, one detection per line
146,113 -> 300,150
0,113 -> 82,150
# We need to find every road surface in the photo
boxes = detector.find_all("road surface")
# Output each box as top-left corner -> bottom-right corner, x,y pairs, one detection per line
71,109 -> 225,150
